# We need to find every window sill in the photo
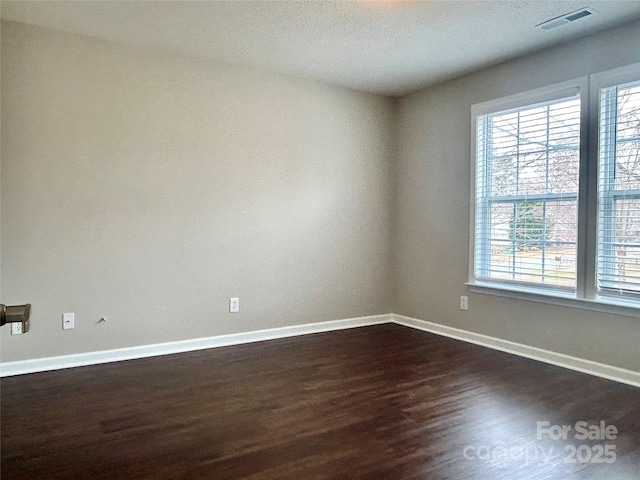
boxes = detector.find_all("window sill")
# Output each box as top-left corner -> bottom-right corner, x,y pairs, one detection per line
466,282 -> 640,318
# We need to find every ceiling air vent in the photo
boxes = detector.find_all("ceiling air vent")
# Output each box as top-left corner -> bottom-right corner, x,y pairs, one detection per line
536,7 -> 597,31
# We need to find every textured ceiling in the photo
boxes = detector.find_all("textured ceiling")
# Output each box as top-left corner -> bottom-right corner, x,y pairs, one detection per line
2,1 -> 640,96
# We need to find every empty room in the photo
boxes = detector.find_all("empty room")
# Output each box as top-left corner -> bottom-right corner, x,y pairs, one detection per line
1,1 -> 639,479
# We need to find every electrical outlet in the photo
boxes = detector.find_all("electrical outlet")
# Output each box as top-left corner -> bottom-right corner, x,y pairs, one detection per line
460,296 -> 469,311
11,323 -> 23,335
229,297 -> 239,313
62,312 -> 75,330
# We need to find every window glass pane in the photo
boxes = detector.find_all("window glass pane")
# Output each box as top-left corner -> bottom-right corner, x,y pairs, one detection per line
489,156 -> 518,197
614,140 -> 640,191
517,154 -> 547,195
483,201 -> 577,286
547,149 -> 580,193
599,198 -> 640,291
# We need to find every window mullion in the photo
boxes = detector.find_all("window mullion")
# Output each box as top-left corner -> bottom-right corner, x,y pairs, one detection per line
577,76 -> 596,300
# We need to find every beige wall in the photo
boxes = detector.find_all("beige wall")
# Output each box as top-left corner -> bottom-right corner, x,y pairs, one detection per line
395,20 -> 640,371
0,21 -> 394,361
3,17 -> 640,372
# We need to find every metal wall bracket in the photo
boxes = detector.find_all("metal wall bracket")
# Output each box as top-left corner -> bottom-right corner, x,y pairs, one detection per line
0,304 -> 31,333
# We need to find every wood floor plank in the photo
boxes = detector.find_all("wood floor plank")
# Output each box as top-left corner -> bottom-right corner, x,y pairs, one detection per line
2,324 -> 639,479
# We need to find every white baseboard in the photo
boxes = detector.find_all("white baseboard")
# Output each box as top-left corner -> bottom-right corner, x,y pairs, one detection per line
3,312 -> 639,389
392,314 -> 640,388
0,314 -> 392,377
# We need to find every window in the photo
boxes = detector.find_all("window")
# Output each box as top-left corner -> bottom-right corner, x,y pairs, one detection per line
597,77 -> 640,300
474,93 -> 581,292
470,63 -> 640,312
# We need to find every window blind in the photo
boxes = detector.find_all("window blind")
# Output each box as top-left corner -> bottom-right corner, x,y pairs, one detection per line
475,94 -> 581,291
597,81 -> 640,298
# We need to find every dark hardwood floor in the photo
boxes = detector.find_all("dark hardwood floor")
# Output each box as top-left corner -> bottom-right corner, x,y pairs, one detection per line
1,324 -> 639,479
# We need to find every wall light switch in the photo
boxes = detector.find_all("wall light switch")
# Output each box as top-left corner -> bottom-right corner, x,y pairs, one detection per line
62,312 -> 75,330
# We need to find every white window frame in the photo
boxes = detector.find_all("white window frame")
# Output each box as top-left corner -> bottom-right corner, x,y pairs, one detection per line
468,63 -> 640,317
592,64 -> 640,305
